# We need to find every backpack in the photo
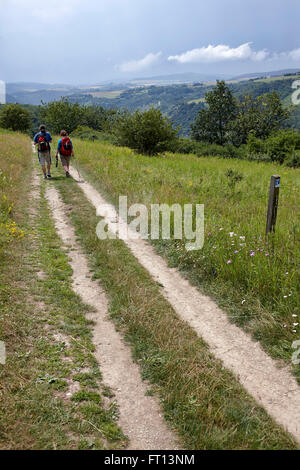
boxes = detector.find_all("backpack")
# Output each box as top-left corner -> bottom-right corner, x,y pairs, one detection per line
38,134 -> 50,152
60,137 -> 72,156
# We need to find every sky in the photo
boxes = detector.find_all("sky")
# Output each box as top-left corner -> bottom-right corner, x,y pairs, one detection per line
1,0 -> 300,84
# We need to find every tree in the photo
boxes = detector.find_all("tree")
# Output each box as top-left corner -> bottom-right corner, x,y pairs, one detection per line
40,98 -> 84,134
116,108 -> 179,155
0,104 -> 31,132
191,81 -> 236,145
227,92 -> 290,145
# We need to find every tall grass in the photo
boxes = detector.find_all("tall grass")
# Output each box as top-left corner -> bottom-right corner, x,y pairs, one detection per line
71,138 -> 300,375
0,129 -> 32,260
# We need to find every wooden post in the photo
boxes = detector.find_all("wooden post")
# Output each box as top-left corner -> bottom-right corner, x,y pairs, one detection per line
266,175 -> 280,235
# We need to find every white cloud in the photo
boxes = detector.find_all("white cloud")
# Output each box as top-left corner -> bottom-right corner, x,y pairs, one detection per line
118,52 -> 162,73
272,48 -> 300,61
168,43 -> 268,63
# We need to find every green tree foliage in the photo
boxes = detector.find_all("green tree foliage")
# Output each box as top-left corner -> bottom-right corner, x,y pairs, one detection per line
81,105 -> 119,132
116,108 -> 179,155
40,98 -> 84,134
40,99 -> 119,134
227,92 -> 291,145
0,104 -> 31,132
265,129 -> 300,164
191,81 -> 236,145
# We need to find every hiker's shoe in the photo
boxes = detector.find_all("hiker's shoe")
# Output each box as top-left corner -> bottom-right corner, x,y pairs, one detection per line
66,171 -> 70,178
47,173 -> 52,178
43,174 -> 47,180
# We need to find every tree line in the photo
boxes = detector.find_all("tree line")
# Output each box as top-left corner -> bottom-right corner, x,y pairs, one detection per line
0,81 -> 299,166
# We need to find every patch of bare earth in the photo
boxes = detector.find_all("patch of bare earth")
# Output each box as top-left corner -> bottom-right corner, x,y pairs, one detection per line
69,165 -> 300,445
45,185 -> 179,450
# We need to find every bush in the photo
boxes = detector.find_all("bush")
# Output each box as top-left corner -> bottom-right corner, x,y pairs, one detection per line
0,104 -> 31,132
284,151 -> 300,168
71,126 -> 117,144
169,137 -> 204,154
265,129 -> 300,164
115,108 -> 179,155
246,132 -> 266,154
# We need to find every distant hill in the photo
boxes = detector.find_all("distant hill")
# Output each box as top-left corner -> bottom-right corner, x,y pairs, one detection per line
5,70 -> 300,135
130,72 -> 229,85
229,68 -> 300,81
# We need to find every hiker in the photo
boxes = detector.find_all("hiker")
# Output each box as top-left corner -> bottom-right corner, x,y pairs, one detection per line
56,130 -> 74,178
33,124 -> 53,179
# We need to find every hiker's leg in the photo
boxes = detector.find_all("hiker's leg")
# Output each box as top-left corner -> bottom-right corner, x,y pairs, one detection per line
60,155 -> 70,175
46,152 -> 52,177
39,153 -> 47,176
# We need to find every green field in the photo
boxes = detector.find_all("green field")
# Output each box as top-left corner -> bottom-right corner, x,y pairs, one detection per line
71,138 -> 300,379
1,129 -> 299,449
89,90 -> 124,99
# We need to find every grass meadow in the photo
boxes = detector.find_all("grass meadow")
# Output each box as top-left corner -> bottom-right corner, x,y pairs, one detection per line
70,138 -> 300,379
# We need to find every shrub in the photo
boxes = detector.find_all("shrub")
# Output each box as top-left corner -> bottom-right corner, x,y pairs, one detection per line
71,126 -> 117,144
0,104 -> 31,132
169,137 -> 203,154
284,151 -> 300,168
265,129 -> 300,164
115,108 -> 179,156
246,132 -> 266,155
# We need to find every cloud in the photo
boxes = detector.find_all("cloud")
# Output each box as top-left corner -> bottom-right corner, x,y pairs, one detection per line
118,52 -> 162,73
168,43 -> 268,63
272,48 -> 300,62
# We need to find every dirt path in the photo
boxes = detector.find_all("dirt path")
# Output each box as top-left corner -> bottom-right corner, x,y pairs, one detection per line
69,166 -> 300,444
45,184 -> 179,450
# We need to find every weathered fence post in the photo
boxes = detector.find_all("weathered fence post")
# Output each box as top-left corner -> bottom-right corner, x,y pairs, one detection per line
266,175 -> 280,235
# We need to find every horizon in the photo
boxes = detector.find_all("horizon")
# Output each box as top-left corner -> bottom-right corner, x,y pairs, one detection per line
6,67 -> 300,88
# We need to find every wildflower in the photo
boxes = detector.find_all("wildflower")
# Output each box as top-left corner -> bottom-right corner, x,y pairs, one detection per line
293,323 -> 299,327
283,296 -> 288,298
227,260 -> 232,264
208,232 -> 211,236
250,251 -> 255,257
234,250 -> 239,254
241,299 -> 246,304
292,314 -> 298,318
240,236 -> 245,241
283,324 -> 287,328
229,232 -> 234,237
219,228 -> 224,231
265,253 -> 269,256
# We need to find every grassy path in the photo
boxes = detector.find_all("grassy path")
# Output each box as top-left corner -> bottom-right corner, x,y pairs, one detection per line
0,135 -> 127,448
69,138 -> 300,381
0,131 -> 299,449
48,162 -> 297,449
67,165 -> 300,445
44,183 -> 178,450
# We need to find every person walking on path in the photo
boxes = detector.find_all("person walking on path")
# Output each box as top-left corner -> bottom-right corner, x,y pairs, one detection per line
33,124 -> 53,179
56,130 -> 74,178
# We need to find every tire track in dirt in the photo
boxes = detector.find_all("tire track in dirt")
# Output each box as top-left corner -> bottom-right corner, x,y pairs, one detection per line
45,184 -> 179,450
69,166 -> 300,445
